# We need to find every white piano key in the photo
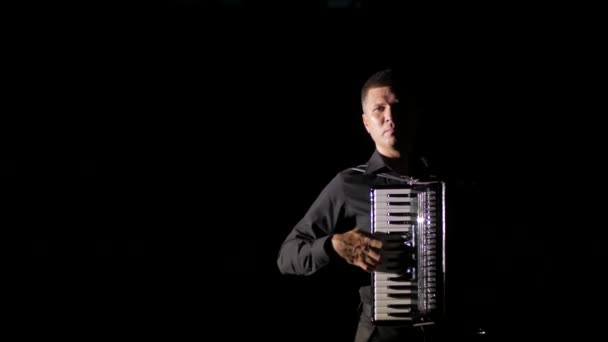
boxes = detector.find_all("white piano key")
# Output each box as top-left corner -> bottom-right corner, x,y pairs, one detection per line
374,215 -> 415,222
373,197 -> 414,203
374,272 -> 415,282
374,297 -> 417,304
374,281 -> 416,288
374,208 -> 413,215
375,222 -> 411,230
373,313 -> 414,321
374,287 -> 416,294
373,306 -> 413,314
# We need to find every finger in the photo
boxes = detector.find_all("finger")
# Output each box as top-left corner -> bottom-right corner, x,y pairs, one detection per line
358,253 -> 378,272
366,249 -> 382,264
357,260 -> 374,272
367,238 -> 383,249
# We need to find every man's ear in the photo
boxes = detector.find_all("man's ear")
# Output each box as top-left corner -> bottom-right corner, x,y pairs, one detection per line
362,113 -> 370,133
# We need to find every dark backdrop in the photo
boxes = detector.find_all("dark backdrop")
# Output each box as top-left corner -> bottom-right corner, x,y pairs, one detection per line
10,3 -> 597,341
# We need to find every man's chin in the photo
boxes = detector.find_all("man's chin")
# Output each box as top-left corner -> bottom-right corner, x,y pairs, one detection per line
385,137 -> 397,146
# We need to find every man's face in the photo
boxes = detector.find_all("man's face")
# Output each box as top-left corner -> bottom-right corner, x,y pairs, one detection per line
362,86 -> 405,156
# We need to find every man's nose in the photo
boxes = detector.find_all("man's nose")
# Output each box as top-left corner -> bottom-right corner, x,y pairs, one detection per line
384,107 -> 393,122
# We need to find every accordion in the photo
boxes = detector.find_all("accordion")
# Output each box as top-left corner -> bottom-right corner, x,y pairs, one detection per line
370,181 -> 446,326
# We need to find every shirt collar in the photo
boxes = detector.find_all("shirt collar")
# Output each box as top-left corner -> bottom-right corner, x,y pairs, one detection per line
365,149 -> 403,175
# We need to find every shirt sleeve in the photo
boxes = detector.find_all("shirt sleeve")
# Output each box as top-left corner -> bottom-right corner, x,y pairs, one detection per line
276,173 -> 346,276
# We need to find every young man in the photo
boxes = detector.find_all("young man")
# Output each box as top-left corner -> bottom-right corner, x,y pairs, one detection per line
277,69 -> 440,342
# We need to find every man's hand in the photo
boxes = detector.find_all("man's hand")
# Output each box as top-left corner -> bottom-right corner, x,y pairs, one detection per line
331,227 -> 383,272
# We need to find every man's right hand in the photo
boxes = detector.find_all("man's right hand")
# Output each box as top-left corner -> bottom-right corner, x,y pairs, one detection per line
331,227 -> 383,272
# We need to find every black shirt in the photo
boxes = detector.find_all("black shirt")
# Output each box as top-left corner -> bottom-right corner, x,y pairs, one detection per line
277,149 -> 432,305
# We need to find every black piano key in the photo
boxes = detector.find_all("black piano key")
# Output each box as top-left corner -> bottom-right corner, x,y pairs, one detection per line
388,293 -> 414,299
387,285 -> 416,290
387,202 -> 410,206
388,274 -> 413,281
387,212 -> 409,217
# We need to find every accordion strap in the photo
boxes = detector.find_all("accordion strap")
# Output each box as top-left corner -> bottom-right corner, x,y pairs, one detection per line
349,164 -> 368,174
350,164 -> 419,185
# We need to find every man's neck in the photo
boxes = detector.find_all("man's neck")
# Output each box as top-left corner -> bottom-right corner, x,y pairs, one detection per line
376,145 -> 402,159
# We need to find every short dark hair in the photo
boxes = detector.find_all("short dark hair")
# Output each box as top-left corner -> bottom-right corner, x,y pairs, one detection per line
361,68 -> 395,106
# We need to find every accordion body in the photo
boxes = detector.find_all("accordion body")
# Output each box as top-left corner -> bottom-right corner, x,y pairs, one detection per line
370,181 -> 446,326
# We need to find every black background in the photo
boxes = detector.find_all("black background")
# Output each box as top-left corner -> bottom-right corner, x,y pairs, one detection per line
9,2 -> 600,341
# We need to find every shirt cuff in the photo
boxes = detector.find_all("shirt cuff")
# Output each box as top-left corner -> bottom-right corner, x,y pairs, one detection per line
311,235 -> 334,268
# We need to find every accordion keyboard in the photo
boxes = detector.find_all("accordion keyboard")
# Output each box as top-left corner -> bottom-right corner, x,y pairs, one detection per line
371,183 -> 445,326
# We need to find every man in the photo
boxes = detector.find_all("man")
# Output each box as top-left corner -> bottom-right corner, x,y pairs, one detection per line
277,68 -> 439,342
